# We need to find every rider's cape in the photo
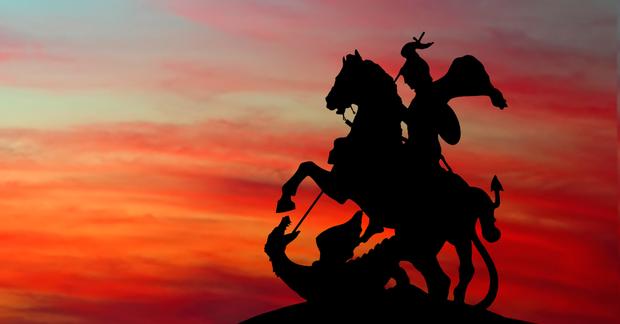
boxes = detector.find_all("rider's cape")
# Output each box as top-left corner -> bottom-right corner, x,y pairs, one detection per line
432,55 -> 507,145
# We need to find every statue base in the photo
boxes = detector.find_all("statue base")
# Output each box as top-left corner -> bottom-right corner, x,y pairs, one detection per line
243,284 -> 529,323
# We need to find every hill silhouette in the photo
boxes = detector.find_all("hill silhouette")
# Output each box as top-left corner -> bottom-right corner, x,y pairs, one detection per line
242,284 -> 529,323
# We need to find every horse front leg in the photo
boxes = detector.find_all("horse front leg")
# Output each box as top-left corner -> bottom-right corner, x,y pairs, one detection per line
277,161 -> 346,213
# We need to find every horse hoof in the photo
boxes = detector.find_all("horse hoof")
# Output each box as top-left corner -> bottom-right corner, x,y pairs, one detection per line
453,289 -> 465,304
276,197 -> 296,213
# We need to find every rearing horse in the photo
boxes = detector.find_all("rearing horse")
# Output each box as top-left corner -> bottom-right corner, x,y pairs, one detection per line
278,50 -> 406,240
277,50 -> 502,307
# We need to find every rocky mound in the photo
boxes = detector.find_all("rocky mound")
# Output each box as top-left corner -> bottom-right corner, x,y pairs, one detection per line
243,285 -> 529,323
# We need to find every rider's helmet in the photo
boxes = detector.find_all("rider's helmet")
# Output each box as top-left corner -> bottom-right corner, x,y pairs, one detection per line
397,34 -> 434,91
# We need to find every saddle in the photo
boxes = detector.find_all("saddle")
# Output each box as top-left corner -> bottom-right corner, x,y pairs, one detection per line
328,137 -> 351,165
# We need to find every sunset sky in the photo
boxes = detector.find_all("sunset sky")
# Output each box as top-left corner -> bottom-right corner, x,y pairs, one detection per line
0,1 -> 617,323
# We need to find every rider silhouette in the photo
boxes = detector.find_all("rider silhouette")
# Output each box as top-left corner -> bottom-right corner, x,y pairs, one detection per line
397,33 -> 507,175
398,37 -> 443,173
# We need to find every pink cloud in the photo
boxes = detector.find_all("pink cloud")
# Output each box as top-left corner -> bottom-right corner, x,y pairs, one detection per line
157,61 -> 325,99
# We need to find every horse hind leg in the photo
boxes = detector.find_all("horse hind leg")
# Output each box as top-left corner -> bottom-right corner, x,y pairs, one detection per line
405,250 -> 450,300
421,256 -> 450,300
392,265 -> 410,287
453,239 -> 474,304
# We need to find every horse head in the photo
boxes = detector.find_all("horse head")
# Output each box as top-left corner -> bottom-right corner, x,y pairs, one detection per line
326,49 -> 396,115
326,49 -> 363,115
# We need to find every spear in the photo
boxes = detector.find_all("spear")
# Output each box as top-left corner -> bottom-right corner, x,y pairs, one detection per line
291,191 -> 323,233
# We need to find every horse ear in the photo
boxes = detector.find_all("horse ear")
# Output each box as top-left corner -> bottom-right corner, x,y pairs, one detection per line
342,56 -> 345,64
354,49 -> 361,59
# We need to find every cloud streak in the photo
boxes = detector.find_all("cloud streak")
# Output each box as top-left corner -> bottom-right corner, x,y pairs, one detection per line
0,107 -> 615,322
0,1 -> 615,323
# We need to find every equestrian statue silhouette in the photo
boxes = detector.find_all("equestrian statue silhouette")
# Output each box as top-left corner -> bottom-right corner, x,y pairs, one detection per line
274,34 -> 508,307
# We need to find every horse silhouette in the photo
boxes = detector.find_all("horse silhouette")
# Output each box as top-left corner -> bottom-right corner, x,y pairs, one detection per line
276,50 -> 503,306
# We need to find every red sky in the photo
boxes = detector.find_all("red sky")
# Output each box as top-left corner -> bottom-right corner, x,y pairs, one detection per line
0,1 -> 617,323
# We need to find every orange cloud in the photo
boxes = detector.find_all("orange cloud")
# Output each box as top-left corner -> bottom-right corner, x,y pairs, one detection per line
0,1 -> 615,322
0,107 -> 615,322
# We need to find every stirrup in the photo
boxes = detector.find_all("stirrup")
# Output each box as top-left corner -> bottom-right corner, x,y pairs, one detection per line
276,197 -> 296,213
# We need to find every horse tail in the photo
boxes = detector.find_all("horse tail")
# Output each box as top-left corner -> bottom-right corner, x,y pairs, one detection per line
472,230 -> 498,309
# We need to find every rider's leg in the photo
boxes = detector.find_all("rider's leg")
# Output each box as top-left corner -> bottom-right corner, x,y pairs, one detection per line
453,239 -> 474,304
420,256 -> 450,301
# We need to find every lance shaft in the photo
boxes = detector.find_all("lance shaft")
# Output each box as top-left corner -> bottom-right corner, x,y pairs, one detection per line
292,191 -> 323,233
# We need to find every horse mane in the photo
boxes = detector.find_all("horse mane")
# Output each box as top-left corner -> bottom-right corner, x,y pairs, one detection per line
361,59 -> 401,105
